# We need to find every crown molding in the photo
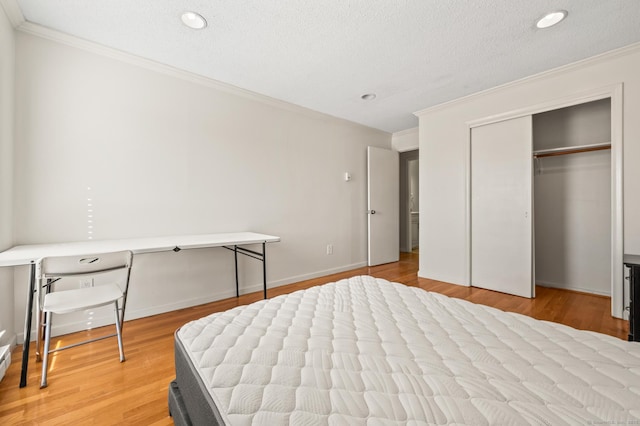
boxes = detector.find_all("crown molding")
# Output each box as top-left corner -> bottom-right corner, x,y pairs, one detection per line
391,126 -> 419,152
414,41 -> 640,117
392,126 -> 418,138
0,0 -> 24,28
16,21 -> 390,136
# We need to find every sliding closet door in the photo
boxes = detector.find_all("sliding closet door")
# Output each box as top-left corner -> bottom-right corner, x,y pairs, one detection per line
471,116 -> 533,298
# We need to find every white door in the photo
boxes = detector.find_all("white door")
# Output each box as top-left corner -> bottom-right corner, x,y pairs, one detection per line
367,146 -> 399,266
471,116 -> 534,298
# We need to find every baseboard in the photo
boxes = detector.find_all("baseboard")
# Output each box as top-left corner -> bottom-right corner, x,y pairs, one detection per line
17,262 -> 369,343
125,285 -> 263,321
8,334 -> 16,351
536,280 -> 610,297
417,270 -> 468,287
268,262 -> 368,288
17,287 -> 261,343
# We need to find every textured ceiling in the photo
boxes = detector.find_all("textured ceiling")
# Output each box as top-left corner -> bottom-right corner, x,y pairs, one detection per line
10,0 -> 640,133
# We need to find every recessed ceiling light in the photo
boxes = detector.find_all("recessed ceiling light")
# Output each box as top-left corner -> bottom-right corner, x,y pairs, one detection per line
181,12 -> 207,30
536,10 -> 567,29
361,93 -> 376,101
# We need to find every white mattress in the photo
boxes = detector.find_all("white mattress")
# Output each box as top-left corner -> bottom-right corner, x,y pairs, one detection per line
176,275 -> 640,425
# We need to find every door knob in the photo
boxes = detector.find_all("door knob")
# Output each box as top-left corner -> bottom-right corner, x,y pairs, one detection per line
369,210 -> 376,214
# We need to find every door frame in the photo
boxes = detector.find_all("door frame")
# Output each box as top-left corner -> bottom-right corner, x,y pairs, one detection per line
399,150 -> 419,252
464,83 -> 624,318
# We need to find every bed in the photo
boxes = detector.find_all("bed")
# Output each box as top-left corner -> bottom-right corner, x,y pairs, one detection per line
168,275 -> 640,425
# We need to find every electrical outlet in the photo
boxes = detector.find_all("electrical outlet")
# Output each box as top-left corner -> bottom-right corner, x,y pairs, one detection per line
326,244 -> 333,255
80,278 -> 94,289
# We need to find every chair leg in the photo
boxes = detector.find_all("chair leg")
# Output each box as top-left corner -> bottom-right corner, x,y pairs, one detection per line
114,300 -> 125,362
35,302 -> 41,362
40,311 -> 52,388
35,279 -> 43,362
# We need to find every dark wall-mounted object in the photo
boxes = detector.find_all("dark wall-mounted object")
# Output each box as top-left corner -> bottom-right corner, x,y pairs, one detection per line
624,254 -> 640,342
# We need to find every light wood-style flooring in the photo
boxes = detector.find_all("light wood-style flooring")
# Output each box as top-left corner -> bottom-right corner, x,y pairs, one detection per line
0,251 -> 628,425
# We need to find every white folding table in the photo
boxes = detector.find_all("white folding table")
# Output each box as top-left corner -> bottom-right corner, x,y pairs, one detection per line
0,231 -> 280,387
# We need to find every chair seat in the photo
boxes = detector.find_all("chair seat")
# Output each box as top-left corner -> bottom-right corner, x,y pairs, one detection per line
43,284 -> 123,315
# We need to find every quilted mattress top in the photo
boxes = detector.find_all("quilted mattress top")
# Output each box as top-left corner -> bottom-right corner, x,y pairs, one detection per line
177,275 -> 640,425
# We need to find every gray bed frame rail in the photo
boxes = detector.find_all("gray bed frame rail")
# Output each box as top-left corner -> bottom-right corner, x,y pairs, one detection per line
169,330 -> 225,426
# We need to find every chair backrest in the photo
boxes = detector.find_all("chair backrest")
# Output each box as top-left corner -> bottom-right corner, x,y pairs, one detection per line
39,250 -> 133,279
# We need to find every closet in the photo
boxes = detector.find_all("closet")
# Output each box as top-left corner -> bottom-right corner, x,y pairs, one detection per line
470,93 -> 619,306
533,99 -> 611,296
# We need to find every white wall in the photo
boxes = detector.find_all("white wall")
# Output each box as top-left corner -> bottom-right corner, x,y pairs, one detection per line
416,44 -> 640,286
10,30 -> 391,341
0,4 -> 15,348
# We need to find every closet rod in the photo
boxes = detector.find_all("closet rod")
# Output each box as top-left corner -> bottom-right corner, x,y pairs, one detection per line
533,142 -> 611,158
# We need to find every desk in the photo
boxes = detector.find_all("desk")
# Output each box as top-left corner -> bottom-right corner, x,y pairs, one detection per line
0,231 -> 280,387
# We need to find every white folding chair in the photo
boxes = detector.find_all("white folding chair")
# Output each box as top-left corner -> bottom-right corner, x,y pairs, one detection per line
36,250 -> 133,388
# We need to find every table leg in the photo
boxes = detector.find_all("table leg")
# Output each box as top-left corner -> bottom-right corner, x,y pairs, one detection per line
20,262 -> 36,388
262,242 -> 267,299
226,242 -> 269,300
234,245 -> 239,297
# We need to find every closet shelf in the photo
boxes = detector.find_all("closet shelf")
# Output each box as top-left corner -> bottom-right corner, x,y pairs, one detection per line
533,142 -> 611,158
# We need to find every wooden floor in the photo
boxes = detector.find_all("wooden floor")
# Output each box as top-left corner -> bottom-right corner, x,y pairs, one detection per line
0,251 -> 628,425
